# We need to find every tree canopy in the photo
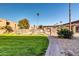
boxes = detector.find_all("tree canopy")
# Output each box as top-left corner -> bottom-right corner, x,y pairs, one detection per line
38,25 -> 43,29
18,18 -> 30,29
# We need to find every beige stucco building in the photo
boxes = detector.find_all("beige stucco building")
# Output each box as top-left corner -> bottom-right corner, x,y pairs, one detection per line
63,20 -> 79,33
0,18 -> 18,32
42,20 -> 79,36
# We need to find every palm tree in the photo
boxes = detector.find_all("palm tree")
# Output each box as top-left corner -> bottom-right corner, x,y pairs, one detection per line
36,13 -> 39,27
37,13 -> 39,16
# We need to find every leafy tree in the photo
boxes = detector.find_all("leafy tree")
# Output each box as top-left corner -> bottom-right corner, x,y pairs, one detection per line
18,18 -> 30,29
6,22 -> 10,25
38,25 -> 43,29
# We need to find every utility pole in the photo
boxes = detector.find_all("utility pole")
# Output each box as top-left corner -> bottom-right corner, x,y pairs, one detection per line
69,3 -> 71,31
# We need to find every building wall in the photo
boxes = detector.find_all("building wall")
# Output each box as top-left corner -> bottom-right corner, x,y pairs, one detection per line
0,18 -> 18,32
0,18 -> 6,27
9,21 -> 18,31
63,22 -> 79,33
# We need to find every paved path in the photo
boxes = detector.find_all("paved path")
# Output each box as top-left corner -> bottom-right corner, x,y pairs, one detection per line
45,36 -> 79,56
45,36 -> 65,56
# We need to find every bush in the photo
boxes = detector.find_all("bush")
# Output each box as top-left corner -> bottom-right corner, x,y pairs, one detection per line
38,25 -> 43,29
57,29 -> 73,39
5,25 -> 13,33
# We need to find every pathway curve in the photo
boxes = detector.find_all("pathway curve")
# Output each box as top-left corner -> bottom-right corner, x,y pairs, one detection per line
45,36 -> 65,56
45,36 -> 79,56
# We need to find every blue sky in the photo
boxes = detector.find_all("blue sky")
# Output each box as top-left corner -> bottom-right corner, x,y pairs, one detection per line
0,3 -> 79,25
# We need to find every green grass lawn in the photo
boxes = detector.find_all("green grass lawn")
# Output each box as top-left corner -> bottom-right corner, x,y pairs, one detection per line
0,36 -> 48,56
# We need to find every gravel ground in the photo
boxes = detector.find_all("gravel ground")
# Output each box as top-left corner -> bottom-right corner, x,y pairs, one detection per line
55,37 -> 79,56
45,35 -> 79,56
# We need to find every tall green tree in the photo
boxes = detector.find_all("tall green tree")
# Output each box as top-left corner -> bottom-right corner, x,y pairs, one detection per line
18,18 -> 30,29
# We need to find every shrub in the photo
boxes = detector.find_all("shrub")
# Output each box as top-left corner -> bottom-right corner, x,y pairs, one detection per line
5,25 -> 13,33
57,29 -> 73,39
38,25 -> 43,29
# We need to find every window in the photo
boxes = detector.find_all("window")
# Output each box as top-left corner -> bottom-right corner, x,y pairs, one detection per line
76,26 -> 79,32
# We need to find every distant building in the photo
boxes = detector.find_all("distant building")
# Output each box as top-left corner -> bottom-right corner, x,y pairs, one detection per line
0,18 -> 18,31
43,20 -> 79,34
63,20 -> 79,33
